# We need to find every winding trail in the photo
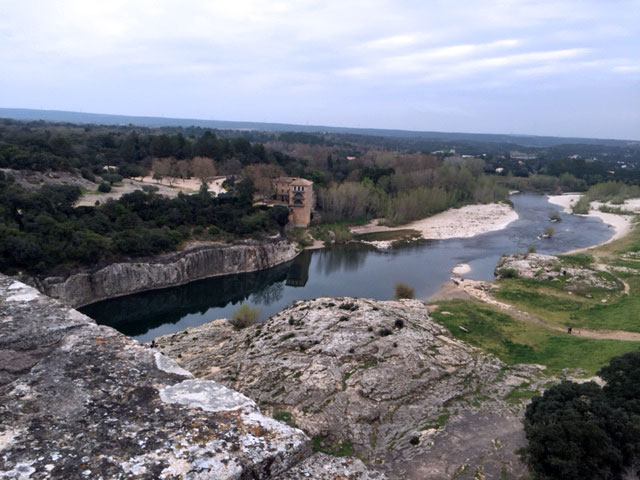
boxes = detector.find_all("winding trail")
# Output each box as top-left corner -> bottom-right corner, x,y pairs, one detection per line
431,278 -> 640,342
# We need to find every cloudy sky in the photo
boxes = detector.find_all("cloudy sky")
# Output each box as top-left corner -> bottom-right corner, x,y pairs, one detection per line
1,0 -> 639,139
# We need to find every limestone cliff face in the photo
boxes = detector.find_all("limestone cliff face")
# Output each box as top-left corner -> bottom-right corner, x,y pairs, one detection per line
33,239 -> 299,307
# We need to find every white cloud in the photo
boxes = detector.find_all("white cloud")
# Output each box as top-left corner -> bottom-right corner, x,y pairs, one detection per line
0,0 -> 638,138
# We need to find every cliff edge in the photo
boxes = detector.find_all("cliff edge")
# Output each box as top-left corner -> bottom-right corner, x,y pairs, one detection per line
27,239 -> 299,308
0,275 -> 383,479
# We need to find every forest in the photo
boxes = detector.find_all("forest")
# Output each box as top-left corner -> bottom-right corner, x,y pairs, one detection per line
1,117 -> 639,274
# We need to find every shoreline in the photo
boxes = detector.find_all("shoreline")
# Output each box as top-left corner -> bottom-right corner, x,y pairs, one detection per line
547,194 -> 635,254
350,202 -> 519,241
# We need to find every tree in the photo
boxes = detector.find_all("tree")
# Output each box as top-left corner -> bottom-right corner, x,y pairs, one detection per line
191,156 -> 217,183
241,163 -> 284,198
522,381 -> 624,480
269,205 -> 290,229
522,354 -> 640,480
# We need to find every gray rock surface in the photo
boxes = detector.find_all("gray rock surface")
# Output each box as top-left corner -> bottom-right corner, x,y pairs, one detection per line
28,239 -> 299,307
0,275 -> 384,479
156,297 -> 544,479
495,253 -> 619,290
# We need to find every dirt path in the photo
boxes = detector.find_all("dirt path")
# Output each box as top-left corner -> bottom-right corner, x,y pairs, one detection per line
430,278 -> 640,342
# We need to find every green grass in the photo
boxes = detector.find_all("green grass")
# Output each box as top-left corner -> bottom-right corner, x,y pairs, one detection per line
504,382 -> 538,404
569,277 -> 640,332
421,411 -> 451,430
495,277 -> 640,333
431,301 -> 639,375
312,436 -> 355,457
558,253 -> 594,267
273,411 -> 297,428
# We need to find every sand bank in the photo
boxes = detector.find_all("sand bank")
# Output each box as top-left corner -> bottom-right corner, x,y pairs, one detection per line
548,194 -> 634,250
351,203 -> 518,240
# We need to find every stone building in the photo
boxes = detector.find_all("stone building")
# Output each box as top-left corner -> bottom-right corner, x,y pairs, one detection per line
272,177 -> 314,227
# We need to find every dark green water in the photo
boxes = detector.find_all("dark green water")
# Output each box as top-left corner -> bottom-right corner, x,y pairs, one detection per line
81,194 -> 614,342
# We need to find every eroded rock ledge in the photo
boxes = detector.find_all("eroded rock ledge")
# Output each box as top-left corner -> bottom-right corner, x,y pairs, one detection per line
156,297 -> 545,479
0,275 -> 383,479
27,239 -> 299,308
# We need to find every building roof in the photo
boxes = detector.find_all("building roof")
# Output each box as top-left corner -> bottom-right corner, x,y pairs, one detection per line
274,177 -> 313,186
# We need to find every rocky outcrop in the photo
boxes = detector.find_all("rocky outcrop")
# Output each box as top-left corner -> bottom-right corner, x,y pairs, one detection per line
495,253 -> 620,291
0,275 -> 384,479
156,297 -> 545,479
30,239 -> 299,307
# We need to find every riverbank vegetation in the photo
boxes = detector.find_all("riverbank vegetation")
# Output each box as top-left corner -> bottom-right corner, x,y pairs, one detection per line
317,157 -> 509,225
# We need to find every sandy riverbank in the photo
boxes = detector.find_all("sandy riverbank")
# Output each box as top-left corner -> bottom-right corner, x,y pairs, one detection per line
547,194 -> 635,250
351,202 -> 519,240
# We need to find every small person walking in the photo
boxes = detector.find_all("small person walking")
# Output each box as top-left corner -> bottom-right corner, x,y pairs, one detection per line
567,327 -> 572,334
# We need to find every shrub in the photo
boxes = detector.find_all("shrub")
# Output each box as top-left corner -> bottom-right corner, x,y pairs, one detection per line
98,182 -> 112,193
543,226 -> 555,238
527,245 -> 537,254
498,268 -> 518,279
229,304 -> 260,329
549,211 -> 561,222
521,353 -> 640,480
572,196 -> 590,214
394,282 -> 414,299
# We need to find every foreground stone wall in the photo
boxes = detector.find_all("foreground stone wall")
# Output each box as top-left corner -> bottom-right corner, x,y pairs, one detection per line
30,239 -> 299,308
0,275 -> 384,479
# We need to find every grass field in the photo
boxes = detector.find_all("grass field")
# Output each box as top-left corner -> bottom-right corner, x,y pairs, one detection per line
432,300 -> 640,376
431,221 -> 640,376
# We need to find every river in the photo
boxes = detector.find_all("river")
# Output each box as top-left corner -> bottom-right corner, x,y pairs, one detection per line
81,193 -> 614,342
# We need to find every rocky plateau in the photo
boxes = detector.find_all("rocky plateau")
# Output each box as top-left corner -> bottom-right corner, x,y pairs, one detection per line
156,297 -> 547,479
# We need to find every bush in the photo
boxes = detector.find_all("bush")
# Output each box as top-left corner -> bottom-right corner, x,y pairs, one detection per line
230,304 -> 260,329
549,211 -> 561,222
572,196 -> 590,214
498,268 -> 518,279
394,282 -> 414,299
98,182 -> 112,193
543,226 -> 555,238
521,353 -> 640,480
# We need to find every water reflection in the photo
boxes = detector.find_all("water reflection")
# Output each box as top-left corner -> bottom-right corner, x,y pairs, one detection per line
314,244 -> 371,275
82,194 -> 615,342
286,250 -> 312,287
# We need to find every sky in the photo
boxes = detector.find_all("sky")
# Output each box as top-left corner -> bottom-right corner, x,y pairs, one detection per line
1,0 -> 639,140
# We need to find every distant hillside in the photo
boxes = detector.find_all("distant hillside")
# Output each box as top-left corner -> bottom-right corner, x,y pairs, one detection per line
0,107 -> 637,148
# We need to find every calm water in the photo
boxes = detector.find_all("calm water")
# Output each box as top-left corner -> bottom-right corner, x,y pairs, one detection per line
81,194 -> 614,342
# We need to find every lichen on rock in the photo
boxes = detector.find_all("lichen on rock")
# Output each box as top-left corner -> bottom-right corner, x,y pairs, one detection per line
3,275 -> 374,479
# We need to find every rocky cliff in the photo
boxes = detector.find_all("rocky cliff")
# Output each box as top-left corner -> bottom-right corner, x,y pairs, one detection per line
29,239 -> 299,308
156,297 -> 546,479
0,275 -> 385,479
